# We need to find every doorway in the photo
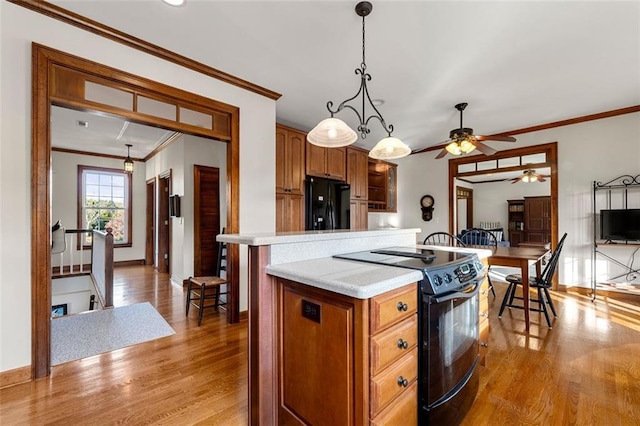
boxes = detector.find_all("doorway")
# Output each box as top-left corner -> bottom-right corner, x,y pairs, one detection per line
456,186 -> 473,234
158,173 -> 172,274
145,178 -> 156,267
32,45 -> 241,378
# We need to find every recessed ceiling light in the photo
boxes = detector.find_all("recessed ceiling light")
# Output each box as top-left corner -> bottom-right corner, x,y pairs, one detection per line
162,0 -> 185,6
76,120 -> 88,128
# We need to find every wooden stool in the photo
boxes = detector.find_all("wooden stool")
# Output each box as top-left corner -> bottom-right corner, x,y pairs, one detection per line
186,275 -> 228,326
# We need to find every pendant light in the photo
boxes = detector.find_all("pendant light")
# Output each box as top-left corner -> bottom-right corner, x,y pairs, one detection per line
123,144 -> 134,174
307,1 -> 410,159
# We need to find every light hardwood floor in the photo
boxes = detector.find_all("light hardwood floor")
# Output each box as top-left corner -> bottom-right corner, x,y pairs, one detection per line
1,266 -> 639,424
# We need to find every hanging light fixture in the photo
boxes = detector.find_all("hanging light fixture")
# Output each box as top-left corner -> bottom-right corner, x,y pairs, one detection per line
521,170 -> 538,183
307,1 -> 410,160
123,144 -> 134,174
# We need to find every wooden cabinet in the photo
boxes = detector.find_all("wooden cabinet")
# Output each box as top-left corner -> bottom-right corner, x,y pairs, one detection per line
507,199 -> 525,246
277,279 -> 417,425
276,124 -> 306,232
276,192 -> 304,233
368,159 -> 397,212
525,196 -> 551,243
347,147 -> 369,200
347,147 -> 369,230
306,143 -> 346,181
350,199 -> 368,230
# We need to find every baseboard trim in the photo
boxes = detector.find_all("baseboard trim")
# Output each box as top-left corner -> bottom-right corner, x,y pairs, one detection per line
560,285 -> 640,302
239,310 -> 248,322
0,365 -> 31,389
115,259 -> 145,267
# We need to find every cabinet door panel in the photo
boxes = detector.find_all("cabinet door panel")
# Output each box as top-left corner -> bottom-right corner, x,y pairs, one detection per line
369,348 -> 418,417
306,143 -> 327,178
370,381 -> 418,426
280,284 -> 355,425
326,147 -> 346,180
275,128 -> 287,193
288,131 -> 306,195
370,315 -> 418,375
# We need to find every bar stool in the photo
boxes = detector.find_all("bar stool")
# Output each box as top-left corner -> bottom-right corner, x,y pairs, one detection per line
186,237 -> 227,326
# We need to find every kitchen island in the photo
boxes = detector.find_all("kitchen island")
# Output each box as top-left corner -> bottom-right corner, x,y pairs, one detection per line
218,228 -> 490,425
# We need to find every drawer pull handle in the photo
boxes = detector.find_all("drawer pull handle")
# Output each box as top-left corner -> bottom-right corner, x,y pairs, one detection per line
480,311 -> 489,318
396,301 -> 408,312
397,339 -> 409,349
397,376 -> 409,387
480,342 -> 489,348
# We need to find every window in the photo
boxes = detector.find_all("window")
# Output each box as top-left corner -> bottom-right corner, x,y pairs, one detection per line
78,166 -> 132,247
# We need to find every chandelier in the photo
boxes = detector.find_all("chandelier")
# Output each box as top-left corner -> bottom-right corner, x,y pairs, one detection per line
306,1 -> 411,160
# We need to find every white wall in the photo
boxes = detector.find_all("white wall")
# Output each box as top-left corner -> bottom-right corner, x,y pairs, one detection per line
0,2 -> 275,373
396,112 -> 640,289
51,151 -> 147,264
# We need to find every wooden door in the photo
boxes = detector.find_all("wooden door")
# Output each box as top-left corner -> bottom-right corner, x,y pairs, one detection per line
145,178 -> 156,266
158,174 -> 171,273
194,165 -> 221,276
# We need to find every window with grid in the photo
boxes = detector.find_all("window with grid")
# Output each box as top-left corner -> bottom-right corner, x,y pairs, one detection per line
78,166 -> 132,247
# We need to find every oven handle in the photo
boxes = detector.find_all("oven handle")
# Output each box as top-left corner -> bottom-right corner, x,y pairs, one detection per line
432,281 -> 481,304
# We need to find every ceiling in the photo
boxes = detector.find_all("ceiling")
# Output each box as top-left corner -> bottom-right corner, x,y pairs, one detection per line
49,0 -> 639,158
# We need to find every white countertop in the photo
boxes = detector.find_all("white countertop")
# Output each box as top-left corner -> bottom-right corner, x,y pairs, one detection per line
217,228 -> 421,246
266,244 -> 492,299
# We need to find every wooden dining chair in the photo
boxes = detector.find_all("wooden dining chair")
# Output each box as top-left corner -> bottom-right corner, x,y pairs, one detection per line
499,233 -> 568,328
460,228 -> 498,297
423,231 -> 466,247
186,231 -> 228,326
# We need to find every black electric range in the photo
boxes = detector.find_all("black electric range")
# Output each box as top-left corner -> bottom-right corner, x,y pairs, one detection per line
333,246 -> 484,295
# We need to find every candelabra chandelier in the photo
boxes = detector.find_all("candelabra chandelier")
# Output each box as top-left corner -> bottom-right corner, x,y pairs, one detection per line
307,1 -> 410,160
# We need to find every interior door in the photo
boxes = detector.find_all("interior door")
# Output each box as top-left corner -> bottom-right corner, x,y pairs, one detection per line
158,174 -> 171,274
194,165 -> 221,276
145,178 -> 156,266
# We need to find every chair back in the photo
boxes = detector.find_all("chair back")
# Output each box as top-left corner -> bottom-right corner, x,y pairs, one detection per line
215,227 -> 227,277
537,233 -> 568,288
459,228 -> 498,250
423,232 -> 466,247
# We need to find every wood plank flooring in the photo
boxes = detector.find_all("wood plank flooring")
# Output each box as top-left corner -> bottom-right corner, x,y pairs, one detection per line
1,266 -> 639,424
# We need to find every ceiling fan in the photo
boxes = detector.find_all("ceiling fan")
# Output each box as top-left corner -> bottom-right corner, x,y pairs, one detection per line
511,169 -> 551,183
415,103 -> 517,159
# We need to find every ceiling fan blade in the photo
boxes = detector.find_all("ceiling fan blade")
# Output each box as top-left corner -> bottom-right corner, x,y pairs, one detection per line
474,141 -> 497,156
475,135 -> 517,143
435,148 -> 449,159
538,177 -> 547,182
411,139 -> 452,155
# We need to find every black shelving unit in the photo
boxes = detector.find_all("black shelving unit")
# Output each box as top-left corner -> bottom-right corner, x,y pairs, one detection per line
591,174 -> 640,300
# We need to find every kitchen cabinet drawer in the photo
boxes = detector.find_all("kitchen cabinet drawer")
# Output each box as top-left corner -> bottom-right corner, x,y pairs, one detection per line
370,348 -> 418,417
370,284 -> 417,333
370,315 -> 418,376
370,380 -> 418,426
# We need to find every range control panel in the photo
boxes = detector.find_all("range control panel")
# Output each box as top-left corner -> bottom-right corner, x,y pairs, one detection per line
422,259 -> 485,295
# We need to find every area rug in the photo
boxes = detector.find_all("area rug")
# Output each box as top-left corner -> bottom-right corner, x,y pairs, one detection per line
51,302 -> 176,365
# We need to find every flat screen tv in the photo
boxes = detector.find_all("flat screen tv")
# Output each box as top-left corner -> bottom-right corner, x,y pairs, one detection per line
600,209 -> 640,241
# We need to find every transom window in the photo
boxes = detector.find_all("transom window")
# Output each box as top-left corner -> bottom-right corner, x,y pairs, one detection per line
78,166 -> 132,246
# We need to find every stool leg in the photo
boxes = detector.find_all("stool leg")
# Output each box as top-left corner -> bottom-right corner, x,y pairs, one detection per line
499,283 -> 514,317
539,287 -> 552,328
214,286 -> 220,309
197,284 -> 205,326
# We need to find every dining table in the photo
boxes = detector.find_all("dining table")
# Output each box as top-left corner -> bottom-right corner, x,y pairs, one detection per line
486,245 -> 551,331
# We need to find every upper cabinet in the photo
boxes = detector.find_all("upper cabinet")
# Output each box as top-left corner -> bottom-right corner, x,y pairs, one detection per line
347,147 -> 369,200
306,143 -> 347,181
368,159 -> 397,212
276,125 -> 306,195
524,196 -> 551,243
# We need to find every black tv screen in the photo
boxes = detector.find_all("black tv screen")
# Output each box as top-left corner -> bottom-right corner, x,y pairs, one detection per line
600,209 -> 640,241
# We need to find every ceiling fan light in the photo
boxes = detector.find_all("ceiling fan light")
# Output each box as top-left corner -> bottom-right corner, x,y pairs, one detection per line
307,117 -> 358,148
459,139 -> 476,153
445,142 -> 462,156
369,137 -> 411,160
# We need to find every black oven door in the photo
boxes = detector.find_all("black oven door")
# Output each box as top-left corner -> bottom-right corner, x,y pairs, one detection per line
421,281 -> 480,416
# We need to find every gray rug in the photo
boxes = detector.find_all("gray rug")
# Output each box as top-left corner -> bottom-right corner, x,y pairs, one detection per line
51,302 -> 176,365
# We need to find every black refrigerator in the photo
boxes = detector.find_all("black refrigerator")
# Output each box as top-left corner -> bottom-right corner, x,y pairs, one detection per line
305,177 -> 351,230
